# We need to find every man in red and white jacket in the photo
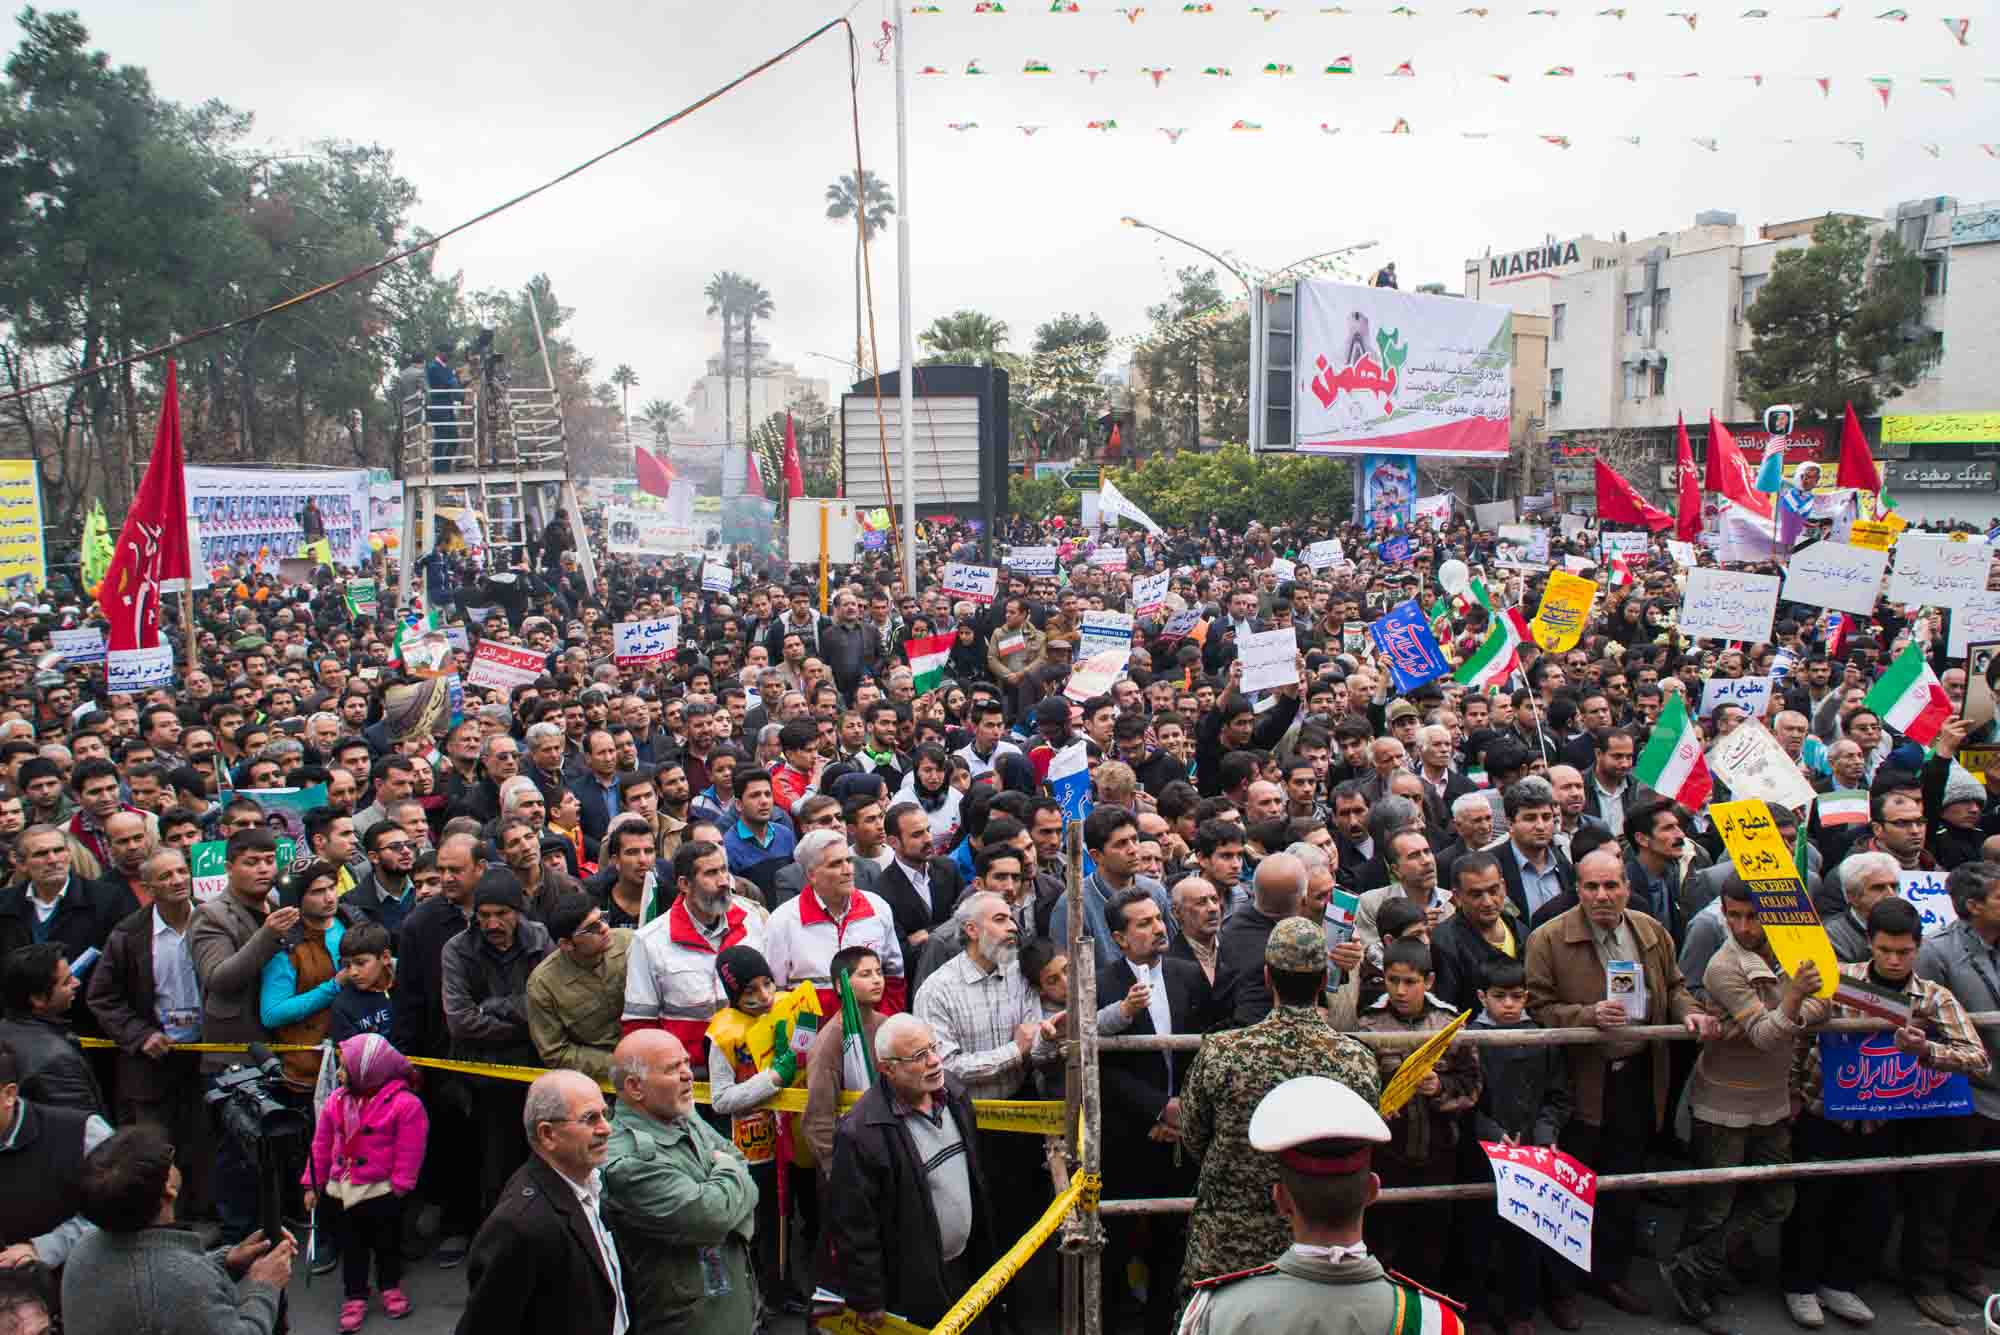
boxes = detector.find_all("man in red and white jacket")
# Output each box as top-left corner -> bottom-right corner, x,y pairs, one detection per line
764,829 -> 907,1016
622,839 -> 767,1073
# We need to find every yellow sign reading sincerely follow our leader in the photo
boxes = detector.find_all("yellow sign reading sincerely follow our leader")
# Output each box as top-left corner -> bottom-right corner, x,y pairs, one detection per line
1712,799 -> 1838,998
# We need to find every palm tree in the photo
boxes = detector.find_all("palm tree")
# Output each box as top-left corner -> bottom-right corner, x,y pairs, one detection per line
824,171 -> 896,377
609,364 -> 638,441
703,271 -> 741,443
736,278 -> 774,453
638,398 -> 684,447
919,310 -> 1011,365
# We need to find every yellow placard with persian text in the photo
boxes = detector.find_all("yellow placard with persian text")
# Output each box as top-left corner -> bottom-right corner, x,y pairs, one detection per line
1529,571 -> 1596,653
1849,521 -> 1897,552
1378,1008 -> 1473,1118
1711,799 -> 1838,998
0,460 -> 46,594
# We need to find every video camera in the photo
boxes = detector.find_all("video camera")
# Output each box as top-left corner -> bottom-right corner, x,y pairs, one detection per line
206,1043 -> 310,1243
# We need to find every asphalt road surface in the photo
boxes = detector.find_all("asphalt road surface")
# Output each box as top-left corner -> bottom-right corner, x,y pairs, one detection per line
286,1195 -> 1991,1335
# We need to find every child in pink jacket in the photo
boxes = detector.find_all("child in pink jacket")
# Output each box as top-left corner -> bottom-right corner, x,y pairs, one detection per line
303,1033 -> 429,1331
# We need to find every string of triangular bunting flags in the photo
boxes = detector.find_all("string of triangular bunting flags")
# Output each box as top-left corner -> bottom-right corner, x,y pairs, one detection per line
909,0 -> 1972,42
938,120 -> 1999,155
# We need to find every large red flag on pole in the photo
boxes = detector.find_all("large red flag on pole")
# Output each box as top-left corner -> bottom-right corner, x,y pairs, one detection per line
782,413 -> 805,500
634,444 -> 675,499
99,362 -> 191,652
1592,458 -> 1673,531
1703,412 -> 1773,521
1836,401 -> 1881,492
1673,413 -> 1703,541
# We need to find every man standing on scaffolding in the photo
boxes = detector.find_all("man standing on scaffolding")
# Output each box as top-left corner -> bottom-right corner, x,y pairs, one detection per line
427,340 -> 464,474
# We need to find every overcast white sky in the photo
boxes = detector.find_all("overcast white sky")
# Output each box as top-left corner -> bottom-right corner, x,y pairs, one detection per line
71,0 -> 2000,418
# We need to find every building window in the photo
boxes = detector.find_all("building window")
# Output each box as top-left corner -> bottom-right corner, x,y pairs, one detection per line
1652,288 -> 1671,335
1623,364 -> 1643,399
1624,293 -> 1643,335
1923,256 -> 1949,296
1740,273 -> 1767,314
1552,304 -> 1567,342
1651,359 -> 1668,396
1549,368 -> 1564,409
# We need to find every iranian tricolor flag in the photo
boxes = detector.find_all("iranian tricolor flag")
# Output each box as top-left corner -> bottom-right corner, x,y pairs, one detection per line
1607,553 -> 1633,589
905,632 -> 955,693
1817,789 -> 1870,827
1454,602 -> 1530,691
1453,580 -> 1529,691
1864,642 -> 1952,746
1634,693 -> 1713,809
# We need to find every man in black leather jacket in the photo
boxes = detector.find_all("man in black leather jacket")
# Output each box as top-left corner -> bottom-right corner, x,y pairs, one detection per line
0,943 -> 103,1113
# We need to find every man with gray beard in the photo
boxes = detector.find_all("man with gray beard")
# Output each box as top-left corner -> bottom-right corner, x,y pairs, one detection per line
911,887 -> 1065,1318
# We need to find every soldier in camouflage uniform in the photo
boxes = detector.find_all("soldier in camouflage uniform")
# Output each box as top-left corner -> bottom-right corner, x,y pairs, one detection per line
1179,916 -> 1383,1298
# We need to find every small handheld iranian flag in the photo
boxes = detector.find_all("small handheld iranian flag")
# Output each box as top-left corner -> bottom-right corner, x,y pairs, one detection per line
904,631 -> 955,693
1454,582 -> 1529,691
1817,789 -> 1870,827
1863,642 -> 1951,746
1634,692 -> 1712,808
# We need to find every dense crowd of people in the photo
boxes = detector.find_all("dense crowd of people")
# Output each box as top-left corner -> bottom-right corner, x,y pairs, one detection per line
0,496 -> 1998,1335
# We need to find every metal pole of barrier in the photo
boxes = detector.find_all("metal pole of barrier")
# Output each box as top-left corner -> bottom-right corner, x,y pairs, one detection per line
1060,823 -> 1084,1335
1065,821 -> 1106,1335
1097,1010 -> 2000,1053
1096,1147 -> 2000,1216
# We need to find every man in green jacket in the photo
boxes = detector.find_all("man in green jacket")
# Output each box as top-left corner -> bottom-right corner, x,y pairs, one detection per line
601,1028 -> 758,1334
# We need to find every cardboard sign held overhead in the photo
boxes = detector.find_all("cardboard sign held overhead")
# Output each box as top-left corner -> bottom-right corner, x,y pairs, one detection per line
1712,799 -> 1837,997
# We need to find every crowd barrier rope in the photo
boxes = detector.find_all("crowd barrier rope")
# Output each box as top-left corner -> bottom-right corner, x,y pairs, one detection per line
76,1037 -> 1069,1134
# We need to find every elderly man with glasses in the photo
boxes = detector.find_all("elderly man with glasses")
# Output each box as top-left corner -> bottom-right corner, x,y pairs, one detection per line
819,1014 -> 1003,1330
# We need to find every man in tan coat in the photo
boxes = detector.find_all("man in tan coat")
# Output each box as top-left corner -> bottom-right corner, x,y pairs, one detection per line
986,595 -> 1046,693
1525,846 -> 1719,1325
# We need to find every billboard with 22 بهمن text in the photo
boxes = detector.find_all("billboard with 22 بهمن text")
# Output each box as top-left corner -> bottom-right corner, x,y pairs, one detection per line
1293,280 -> 1513,460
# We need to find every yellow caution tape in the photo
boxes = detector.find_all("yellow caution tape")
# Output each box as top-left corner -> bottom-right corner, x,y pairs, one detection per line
930,1172 -> 1098,1335
815,1310 -> 932,1335
89,1040 -> 1065,1134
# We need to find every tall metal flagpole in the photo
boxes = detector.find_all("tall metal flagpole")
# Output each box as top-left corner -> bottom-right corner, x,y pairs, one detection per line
893,0 -> 918,594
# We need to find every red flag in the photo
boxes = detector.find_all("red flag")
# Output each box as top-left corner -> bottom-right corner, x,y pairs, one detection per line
634,445 -> 675,499
744,445 -> 765,499
99,361 -> 192,652
1703,413 -> 1773,521
782,413 -> 805,500
1592,458 -> 1672,532
1105,423 -> 1122,460
1837,401 -> 1880,492
1673,413 -> 1703,541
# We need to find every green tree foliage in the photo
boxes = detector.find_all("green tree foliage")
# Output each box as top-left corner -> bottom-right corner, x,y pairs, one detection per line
1005,471 -> 1080,521
1091,446 -> 1352,530
919,310 -> 1012,366
736,277 -> 773,449
1014,312 -> 1110,459
638,398 -> 683,447
1739,215 -> 1930,422
824,171 -> 894,375
1131,267 -> 1249,454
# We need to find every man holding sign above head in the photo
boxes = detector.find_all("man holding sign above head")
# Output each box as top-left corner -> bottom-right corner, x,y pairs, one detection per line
1660,874 -> 1821,1335
1525,846 -> 1716,1323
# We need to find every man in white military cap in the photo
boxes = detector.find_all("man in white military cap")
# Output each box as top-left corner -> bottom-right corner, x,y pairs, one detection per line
1179,1075 -> 1468,1335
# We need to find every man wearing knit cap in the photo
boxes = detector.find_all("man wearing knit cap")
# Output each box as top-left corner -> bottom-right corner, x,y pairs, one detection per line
1179,917 -> 1382,1300
441,869 -> 553,1215
1183,1076 -> 1464,1335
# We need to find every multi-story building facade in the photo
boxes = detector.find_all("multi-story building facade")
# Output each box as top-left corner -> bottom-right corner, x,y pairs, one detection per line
1463,199 -> 2000,523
